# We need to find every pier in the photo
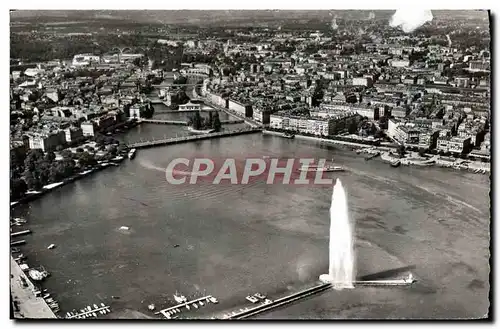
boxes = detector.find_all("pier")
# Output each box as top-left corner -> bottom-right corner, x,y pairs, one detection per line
227,277 -> 415,319
154,295 -> 215,318
11,230 -> 31,237
127,128 -> 262,149
65,304 -> 111,319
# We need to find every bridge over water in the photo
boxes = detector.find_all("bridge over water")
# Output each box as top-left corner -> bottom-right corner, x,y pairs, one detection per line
127,127 -> 262,149
140,119 -> 244,125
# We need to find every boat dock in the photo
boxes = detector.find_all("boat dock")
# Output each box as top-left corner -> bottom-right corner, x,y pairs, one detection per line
65,304 -> 111,319
155,295 -> 215,319
11,240 -> 26,246
11,230 -> 32,237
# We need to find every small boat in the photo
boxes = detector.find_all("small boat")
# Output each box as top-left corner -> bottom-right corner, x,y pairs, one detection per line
128,148 -> 137,159
148,304 -> 155,311
185,304 -> 190,310
283,133 -> 295,139
199,301 -> 204,306
47,244 -> 56,249
298,165 -> 344,172
390,160 -> 401,168
193,303 -> 198,309
187,126 -> 215,135
11,247 -> 21,253
173,244 -> 180,248
29,269 -> 49,281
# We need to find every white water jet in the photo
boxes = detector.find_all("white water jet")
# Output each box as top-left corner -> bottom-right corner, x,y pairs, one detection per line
319,178 -> 355,290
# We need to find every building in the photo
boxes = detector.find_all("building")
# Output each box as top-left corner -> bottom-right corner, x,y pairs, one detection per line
179,102 -> 202,111
28,131 -> 65,152
228,99 -> 253,117
252,107 -> 271,124
352,77 -> 373,87
129,106 -> 142,119
64,127 -> 84,143
468,60 -> 490,72
390,59 -> 410,68
81,122 -> 96,136
72,54 -> 100,66
206,91 -> 228,108
437,136 -> 472,153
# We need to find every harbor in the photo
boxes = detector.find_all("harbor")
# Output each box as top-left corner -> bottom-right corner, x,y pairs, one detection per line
9,132 -> 490,319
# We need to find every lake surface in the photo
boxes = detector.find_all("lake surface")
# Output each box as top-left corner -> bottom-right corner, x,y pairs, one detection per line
11,128 -> 490,319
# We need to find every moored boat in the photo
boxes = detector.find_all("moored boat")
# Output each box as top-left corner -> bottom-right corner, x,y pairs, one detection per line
127,148 -> 137,159
187,126 -> 215,135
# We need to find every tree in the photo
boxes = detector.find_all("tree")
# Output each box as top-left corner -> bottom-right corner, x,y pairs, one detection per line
117,144 -> 128,154
188,111 -> 203,130
76,147 -> 84,153
397,144 -> 406,158
61,150 -> 73,159
44,151 -> 56,163
108,145 -> 118,156
78,151 -> 97,167
212,112 -> 222,132
10,178 -> 27,199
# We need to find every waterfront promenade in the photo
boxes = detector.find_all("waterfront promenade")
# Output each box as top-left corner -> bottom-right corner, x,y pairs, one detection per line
10,256 -> 56,319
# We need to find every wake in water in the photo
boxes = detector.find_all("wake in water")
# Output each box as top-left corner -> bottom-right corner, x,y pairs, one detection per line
138,158 -> 197,177
320,178 -> 355,290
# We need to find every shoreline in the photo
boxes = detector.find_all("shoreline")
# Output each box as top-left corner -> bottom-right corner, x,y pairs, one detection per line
263,130 -> 490,175
10,159 -> 124,210
10,256 -> 57,319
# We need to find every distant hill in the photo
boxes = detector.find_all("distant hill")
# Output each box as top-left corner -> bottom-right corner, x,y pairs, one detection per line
9,9 -> 488,26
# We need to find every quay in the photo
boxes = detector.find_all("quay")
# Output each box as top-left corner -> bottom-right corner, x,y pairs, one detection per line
127,127 -> 262,149
154,295 -> 214,318
10,256 -> 57,319
11,230 -> 31,237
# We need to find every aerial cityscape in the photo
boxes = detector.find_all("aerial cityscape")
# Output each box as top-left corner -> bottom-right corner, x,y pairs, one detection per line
9,9 -> 491,320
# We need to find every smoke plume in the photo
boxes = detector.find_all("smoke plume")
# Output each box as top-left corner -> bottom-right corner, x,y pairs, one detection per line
389,9 -> 433,33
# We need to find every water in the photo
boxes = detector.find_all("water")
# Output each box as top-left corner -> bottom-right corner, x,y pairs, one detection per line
11,129 -> 490,319
324,179 -> 355,289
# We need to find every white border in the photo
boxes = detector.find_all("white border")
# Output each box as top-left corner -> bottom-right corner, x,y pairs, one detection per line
3,2 -> 498,329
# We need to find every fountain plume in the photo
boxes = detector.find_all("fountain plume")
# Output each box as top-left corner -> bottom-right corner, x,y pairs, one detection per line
319,178 -> 355,290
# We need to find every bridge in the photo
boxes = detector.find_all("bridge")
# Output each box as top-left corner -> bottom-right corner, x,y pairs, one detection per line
141,119 -> 188,125
127,127 -> 262,149
154,109 -> 216,114
140,119 -> 244,125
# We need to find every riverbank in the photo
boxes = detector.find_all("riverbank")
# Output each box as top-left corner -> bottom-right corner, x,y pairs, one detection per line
10,160 -> 124,209
10,256 -> 57,319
